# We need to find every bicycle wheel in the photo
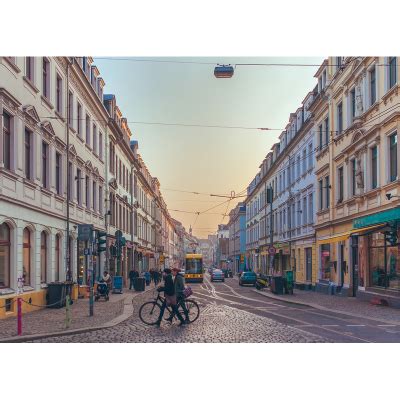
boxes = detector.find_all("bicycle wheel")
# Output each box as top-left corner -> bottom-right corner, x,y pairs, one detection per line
139,301 -> 162,325
182,299 -> 200,323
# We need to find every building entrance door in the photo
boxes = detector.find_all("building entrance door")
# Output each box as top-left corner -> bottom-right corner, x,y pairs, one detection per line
351,236 -> 359,297
305,248 -> 312,282
339,243 -> 345,287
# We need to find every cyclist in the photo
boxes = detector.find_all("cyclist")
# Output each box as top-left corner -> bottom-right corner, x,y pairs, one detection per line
155,268 -> 186,327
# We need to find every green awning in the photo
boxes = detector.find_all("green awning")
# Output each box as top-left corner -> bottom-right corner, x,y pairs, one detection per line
353,208 -> 400,229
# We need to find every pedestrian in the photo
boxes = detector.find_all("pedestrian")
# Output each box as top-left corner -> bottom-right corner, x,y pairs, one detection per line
150,268 -> 154,284
144,270 -> 151,286
167,266 -> 189,323
155,268 -> 186,327
102,270 -> 112,291
153,269 -> 160,286
129,268 -> 138,290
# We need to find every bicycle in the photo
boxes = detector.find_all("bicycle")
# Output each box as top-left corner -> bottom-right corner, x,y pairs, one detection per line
139,291 -> 200,326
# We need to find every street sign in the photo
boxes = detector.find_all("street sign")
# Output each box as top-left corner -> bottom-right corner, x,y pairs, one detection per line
78,224 -> 94,242
84,248 -> 91,256
268,246 -> 276,256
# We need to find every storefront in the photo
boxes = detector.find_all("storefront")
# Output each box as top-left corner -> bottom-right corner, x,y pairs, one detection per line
352,208 -> 400,296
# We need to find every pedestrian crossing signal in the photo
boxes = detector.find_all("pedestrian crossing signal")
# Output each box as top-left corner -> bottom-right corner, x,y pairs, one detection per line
96,230 -> 107,254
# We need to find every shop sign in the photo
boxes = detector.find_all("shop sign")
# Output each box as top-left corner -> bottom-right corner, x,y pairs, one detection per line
322,251 -> 330,257
353,208 -> 400,229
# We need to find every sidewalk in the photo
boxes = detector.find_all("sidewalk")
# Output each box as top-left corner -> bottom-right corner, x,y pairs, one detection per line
0,284 -> 155,342
252,288 -> 400,325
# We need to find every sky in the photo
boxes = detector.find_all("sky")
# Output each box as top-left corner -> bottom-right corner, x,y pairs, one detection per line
94,57 -> 325,238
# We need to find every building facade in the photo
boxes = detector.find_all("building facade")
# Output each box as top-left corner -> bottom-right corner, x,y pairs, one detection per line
227,202 -> 246,274
312,56 -> 400,302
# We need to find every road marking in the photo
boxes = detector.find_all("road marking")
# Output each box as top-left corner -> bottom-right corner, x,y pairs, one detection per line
322,325 -> 339,327
377,325 -> 397,327
346,325 -> 365,327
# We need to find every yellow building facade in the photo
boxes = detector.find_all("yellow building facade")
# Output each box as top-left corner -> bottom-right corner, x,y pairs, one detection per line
312,57 -> 400,303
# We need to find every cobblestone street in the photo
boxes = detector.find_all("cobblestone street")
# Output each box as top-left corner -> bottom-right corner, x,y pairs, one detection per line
32,289 -> 329,343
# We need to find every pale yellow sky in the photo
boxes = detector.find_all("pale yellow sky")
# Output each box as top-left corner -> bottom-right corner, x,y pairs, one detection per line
95,57 -> 324,238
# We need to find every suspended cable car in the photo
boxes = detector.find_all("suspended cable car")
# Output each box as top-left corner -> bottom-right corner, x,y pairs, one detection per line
214,64 -> 234,78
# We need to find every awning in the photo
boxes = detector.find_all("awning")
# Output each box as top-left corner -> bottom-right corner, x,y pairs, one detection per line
349,223 -> 388,237
317,232 -> 350,245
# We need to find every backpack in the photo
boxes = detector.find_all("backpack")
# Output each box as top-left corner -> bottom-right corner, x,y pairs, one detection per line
183,286 -> 193,298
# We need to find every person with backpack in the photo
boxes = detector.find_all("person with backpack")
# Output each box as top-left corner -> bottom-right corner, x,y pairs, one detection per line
129,269 -> 139,290
155,268 -> 186,327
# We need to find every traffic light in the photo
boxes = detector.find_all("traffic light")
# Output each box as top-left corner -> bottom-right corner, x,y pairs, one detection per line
96,230 -> 107,254
110,245 -> 117,257
115,235 -> 126,257
386,230 -> 398,246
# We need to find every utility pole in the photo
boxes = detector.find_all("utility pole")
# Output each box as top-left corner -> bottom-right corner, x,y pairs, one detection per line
65,58 -> 73,284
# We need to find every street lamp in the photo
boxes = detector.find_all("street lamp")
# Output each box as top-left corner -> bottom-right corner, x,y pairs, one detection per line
214,64 -> 234,78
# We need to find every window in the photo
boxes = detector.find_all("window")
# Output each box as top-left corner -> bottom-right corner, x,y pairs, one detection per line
3,112 -> 11,170
26,57 -> 34,82
302,148 -> 307,174
319,124 -> 323,149
324,117 -> 329,146
296,155 -> 300,179
308,193 -> 313,224
76,169 -> 82,205
55,234 -> 61,282
85,175 -> 90,209
56,152 -> 62,195
371,146 -> 378,189
369,67 -> 376,105
319,180 -> 323,210
389,57 -> 397,89
297,200 -> 301,227
99,186 -> 103,214
42,57 -> 50,99
337,102 -> 343,134
389,132 -> 398,182
350,88 -> 356,121
40,231 -> 47,284
56,74 -> 63,114
351,159 -> 357,196
303,197 -> 307,225
308,142 -> 313,169
93,124 -> 97,154
99,131 -> 103,160
336,56 -> 342,70
325,176 -> 330,209
68,162 -> 73,201
68,91 -> 73,128
320,244 -> 331,280
23,228 -> 31,286
24,129 -> 32,180
92,181 -> 96,210
0,223 -> 11,288
42,142 -> 49,188
85,114 -> 90,145
77,102 -> 82,137
338,166 -> 344,203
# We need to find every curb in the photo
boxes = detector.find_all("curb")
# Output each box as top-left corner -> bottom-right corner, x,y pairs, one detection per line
0,288 -> 152,343
252,289 -> 400,326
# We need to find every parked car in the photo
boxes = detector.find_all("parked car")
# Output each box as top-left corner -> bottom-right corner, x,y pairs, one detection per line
239,271 -> 257,286
211,269 -> 225,282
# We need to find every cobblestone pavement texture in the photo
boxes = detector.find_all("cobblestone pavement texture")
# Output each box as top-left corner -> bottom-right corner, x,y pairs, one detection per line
0,287 -> 153,340
32,290 -> 330,343
263,289 -> 400,324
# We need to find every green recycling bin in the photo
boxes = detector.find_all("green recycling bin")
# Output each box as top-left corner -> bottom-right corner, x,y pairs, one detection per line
285,271 -> 294,294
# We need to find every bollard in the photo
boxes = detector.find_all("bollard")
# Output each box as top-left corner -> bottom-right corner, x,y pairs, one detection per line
65,295 -> 71,329
17,297 -> 22,336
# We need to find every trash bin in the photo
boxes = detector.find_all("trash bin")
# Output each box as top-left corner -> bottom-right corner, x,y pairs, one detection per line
285,271 -> 294,295
134,277 -> 145,292
270,276 -> 284,295
112,276 -> 123,294
47,282 -> 66,308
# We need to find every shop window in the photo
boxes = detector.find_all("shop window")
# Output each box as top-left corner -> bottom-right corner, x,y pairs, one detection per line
0,223 -> 11,288
320,244 -> 331,280
23,227 -> 31,286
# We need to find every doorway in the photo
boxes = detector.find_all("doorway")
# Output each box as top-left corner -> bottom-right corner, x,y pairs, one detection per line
351,236 -> 359,297
305,247 -> 312,282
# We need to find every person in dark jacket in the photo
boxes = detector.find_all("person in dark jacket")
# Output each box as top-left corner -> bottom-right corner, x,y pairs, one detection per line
155,268 -> 186,327
129,269 -> 139,290
165,267 -> 189,323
